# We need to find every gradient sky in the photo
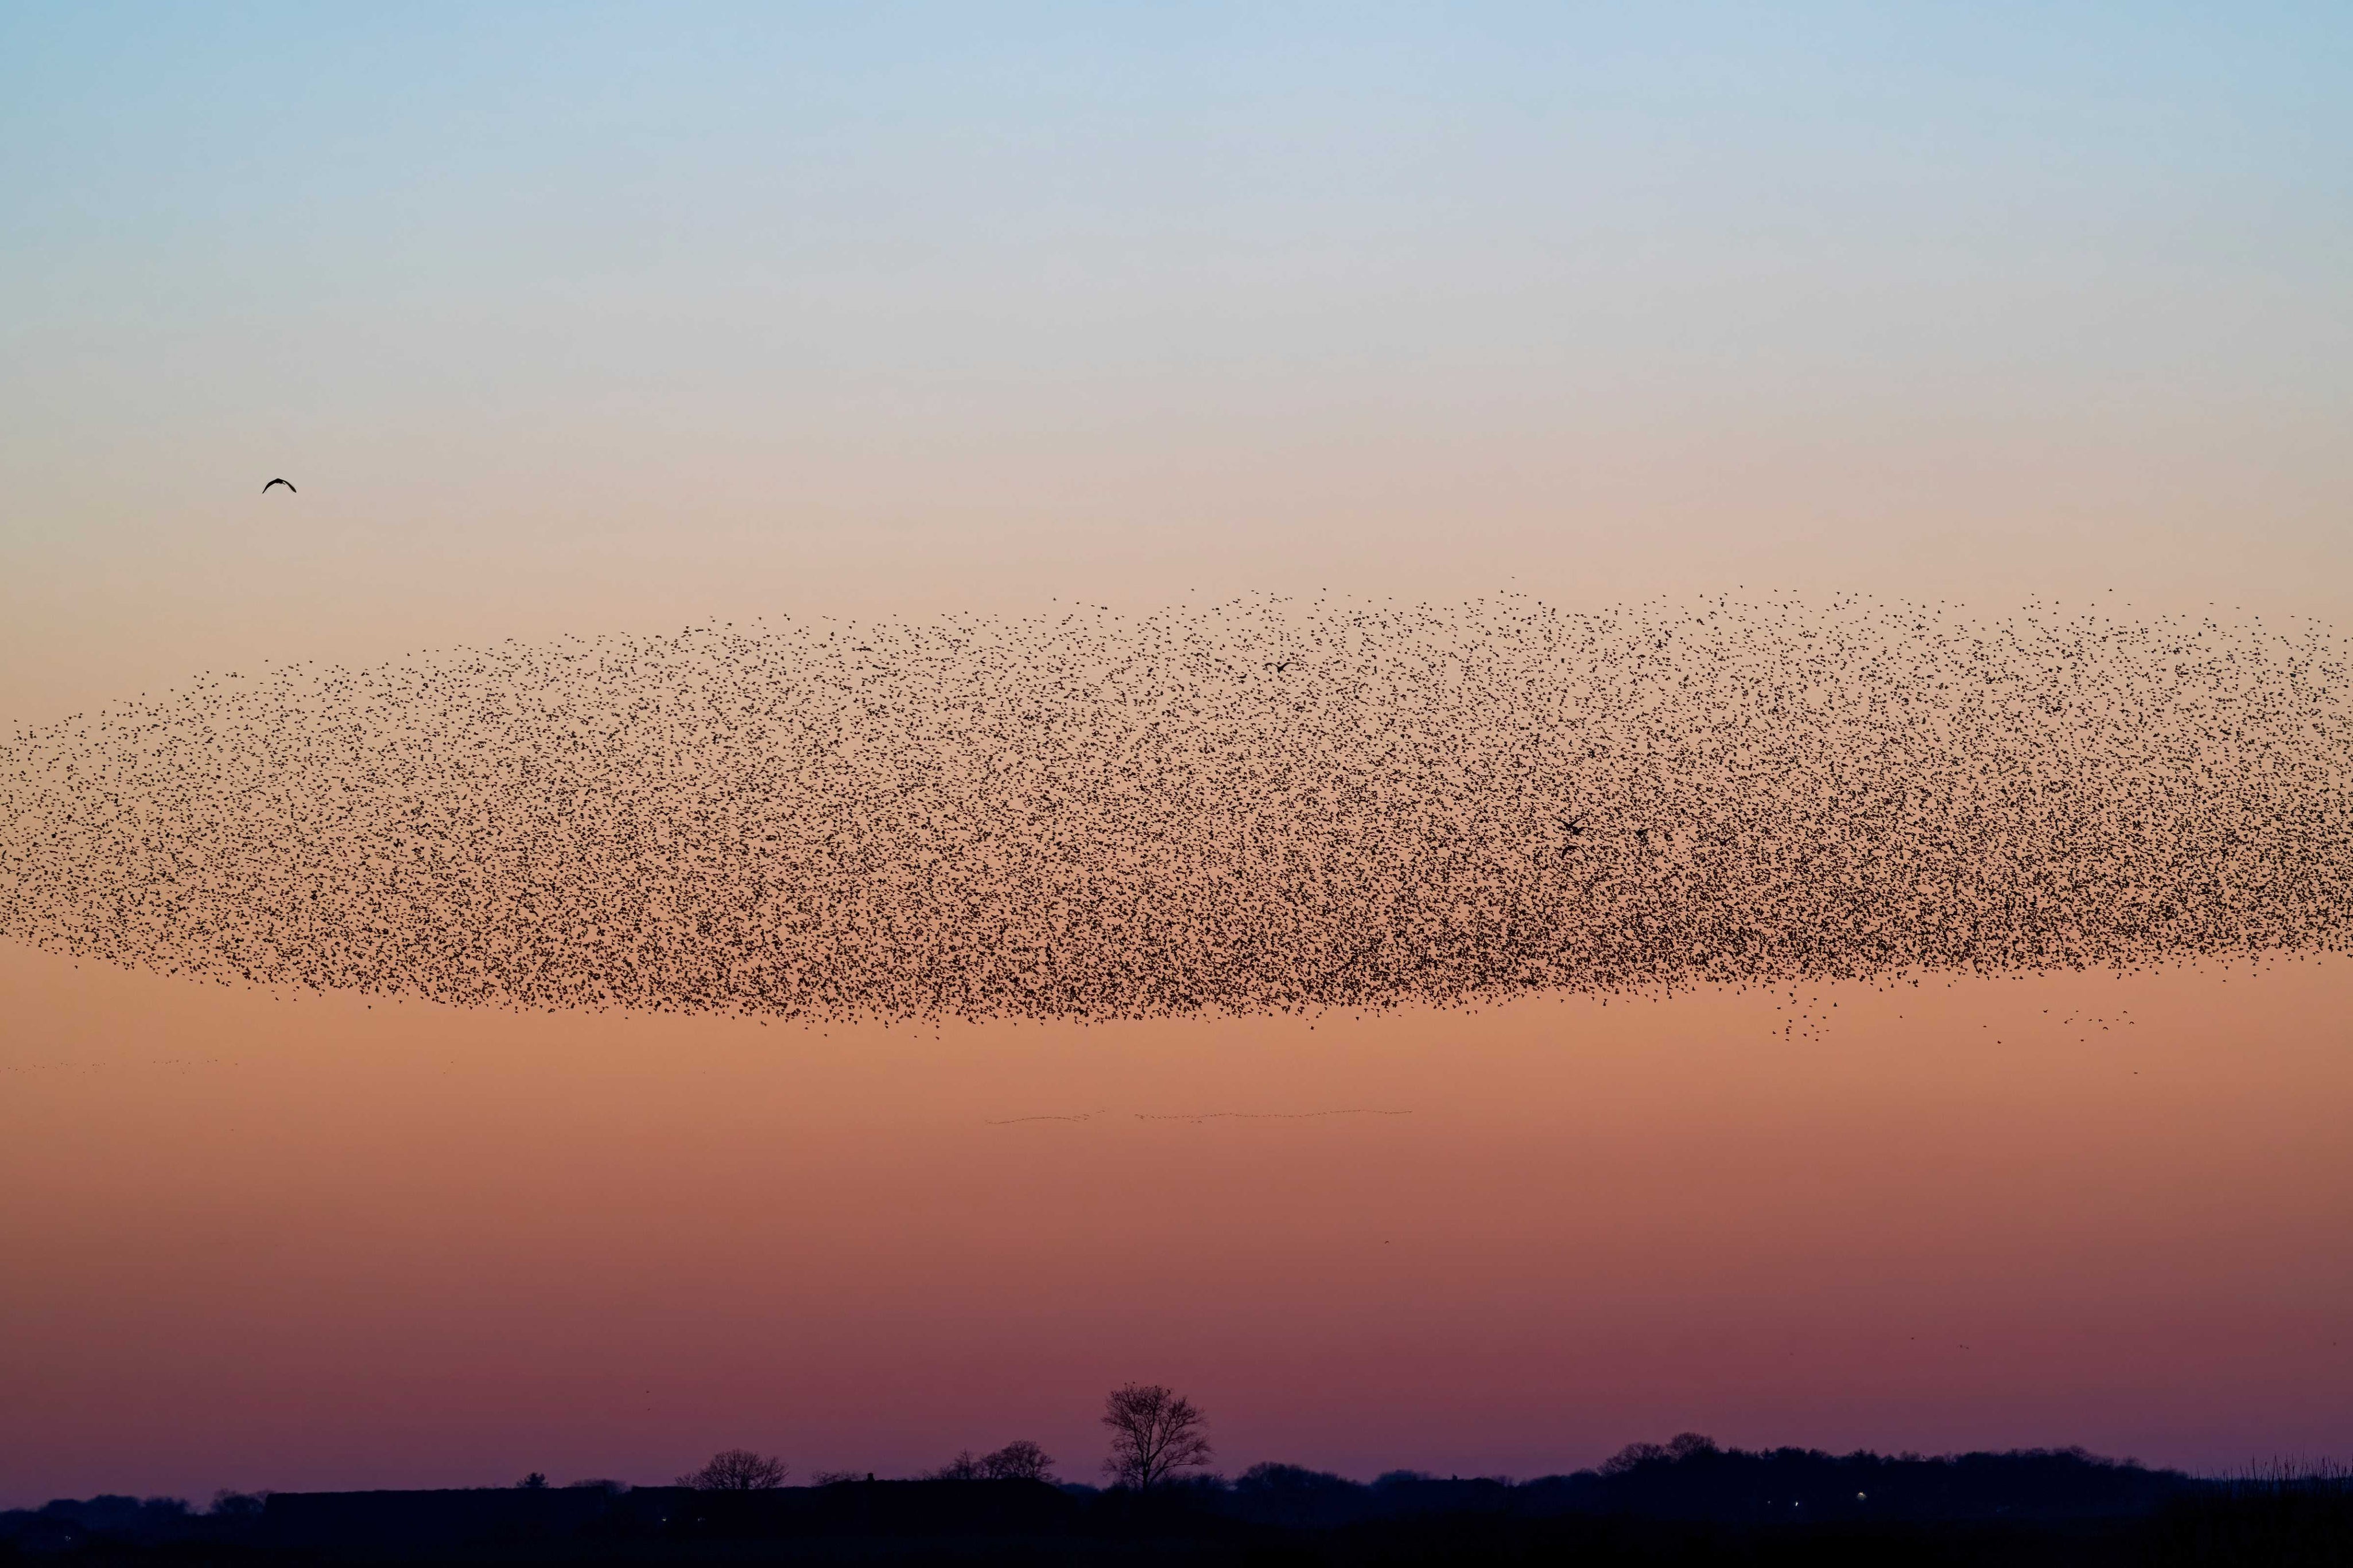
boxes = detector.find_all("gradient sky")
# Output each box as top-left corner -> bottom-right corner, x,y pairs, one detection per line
6,2 -> 2351,714
4,2 -> 2351,1504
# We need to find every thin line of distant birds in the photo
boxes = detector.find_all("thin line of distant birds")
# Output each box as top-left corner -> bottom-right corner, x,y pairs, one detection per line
982,1109 -> 1414,1126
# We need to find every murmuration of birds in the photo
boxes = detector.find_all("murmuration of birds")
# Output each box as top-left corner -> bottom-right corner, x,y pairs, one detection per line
3,593 -> 2348,1023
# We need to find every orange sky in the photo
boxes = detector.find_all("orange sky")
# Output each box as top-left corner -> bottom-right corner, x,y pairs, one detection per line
5,935 -> 2347,1503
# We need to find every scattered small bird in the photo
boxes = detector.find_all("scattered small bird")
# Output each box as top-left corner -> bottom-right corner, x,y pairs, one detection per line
262,478 -> 296,494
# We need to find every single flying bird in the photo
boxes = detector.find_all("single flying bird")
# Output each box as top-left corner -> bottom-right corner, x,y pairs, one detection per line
262,478 -> 296,494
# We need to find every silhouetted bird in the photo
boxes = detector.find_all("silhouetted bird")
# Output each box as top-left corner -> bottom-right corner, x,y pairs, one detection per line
262,478 -> 296,494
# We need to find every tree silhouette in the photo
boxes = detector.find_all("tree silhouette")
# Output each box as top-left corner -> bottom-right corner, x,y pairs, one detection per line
677,1449 -> 789,1490
931,1441 -> 1055,1481
1101,1384 -> 1212,1489
982,1441 -> 1055,1481
1601,1442 -> 1670,1475
1601,1434 -> 1718,1474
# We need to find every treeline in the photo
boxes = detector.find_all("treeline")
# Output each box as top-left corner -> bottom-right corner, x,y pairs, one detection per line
9,1444 -> 2348,1552
9,1390 -> 2347,1567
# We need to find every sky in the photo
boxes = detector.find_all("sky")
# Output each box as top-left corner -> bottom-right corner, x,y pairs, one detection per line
3,1 -> 2351,1503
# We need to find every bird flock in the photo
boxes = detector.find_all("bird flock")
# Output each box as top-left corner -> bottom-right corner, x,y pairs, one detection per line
3,593 -> 2348,1023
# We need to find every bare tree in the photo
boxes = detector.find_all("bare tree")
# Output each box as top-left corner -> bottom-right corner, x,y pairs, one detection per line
1101,1384 -> 1212,1489
677,1449 -> 789,1490
930,1450 -> 988,1481
981,1441 -> 1055,1482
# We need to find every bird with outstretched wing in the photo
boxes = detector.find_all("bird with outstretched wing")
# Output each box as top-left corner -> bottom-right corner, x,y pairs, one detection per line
262,477 -> 296,494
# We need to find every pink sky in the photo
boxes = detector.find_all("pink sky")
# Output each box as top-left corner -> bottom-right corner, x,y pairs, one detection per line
5,936 -> 2347,1504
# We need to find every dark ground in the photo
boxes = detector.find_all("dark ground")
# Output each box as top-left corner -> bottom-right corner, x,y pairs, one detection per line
9,1452 -> 2348,1567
